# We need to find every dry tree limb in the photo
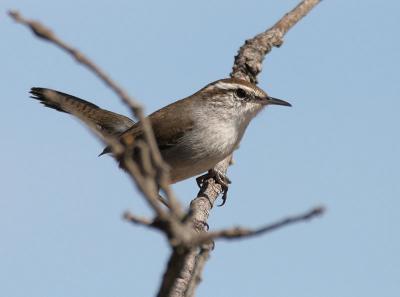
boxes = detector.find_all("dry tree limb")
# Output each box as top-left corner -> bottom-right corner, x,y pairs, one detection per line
184,244 -> 212,297
8,10 -> 182,218
189,0 -> 323,241
190,206 -> 325,246
183,206 -> 324,297
8,10 -> 196,264
190,0 -> 323,217
159,1 -> 323,296
155,174 -> 227,297
231,0 -> 322,84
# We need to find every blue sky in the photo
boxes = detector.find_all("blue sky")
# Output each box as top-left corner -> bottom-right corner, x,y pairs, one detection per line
1,1 -> 399,296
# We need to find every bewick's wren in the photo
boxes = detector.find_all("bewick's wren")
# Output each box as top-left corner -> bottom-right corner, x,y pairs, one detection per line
30,78 -> 290,198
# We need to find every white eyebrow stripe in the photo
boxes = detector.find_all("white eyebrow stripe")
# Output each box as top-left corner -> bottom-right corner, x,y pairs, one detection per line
213,81 -> 267,98
213,82 -> 255,94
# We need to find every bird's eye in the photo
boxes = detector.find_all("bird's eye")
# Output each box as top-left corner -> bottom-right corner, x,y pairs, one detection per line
235,88 -> 247,99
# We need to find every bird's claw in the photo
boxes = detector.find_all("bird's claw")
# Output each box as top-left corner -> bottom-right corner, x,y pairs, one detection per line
193,219 -> 210,231
196,169 -> 231,206
196,174 -> 206,189
211,169 -> 230,206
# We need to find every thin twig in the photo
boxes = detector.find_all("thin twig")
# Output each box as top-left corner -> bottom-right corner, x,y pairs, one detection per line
191,206 -> 325,246
8,10 -> 182,217
123,211 -> 153,226
8,11 -> 142,111
121,147 -> 166,216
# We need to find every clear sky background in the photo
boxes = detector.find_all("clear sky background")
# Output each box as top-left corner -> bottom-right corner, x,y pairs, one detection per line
1,1 -> 399,296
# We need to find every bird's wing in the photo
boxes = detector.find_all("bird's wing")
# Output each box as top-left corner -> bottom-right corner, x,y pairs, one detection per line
115,98 -> 195,152
30,88 -> 135,140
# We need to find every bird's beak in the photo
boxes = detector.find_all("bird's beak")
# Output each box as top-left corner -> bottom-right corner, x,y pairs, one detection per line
265,96 -> 292,107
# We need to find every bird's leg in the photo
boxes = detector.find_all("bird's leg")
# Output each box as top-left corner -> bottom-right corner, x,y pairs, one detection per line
196,169 -> 231,206
196,174 -> 206,188
211,169 -> 231,206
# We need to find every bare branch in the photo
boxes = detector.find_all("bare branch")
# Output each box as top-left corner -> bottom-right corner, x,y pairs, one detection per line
184,244 -> 212,297
193,0 -> 322,222
231,0 -> 322,83
155,177 -> 224,297
157,1 -> 323,294
191,206 -> 325,246
123,211 -> 154,227
9,10 -> 182,218
121,148 -> 167,216
8,11 -> 142,112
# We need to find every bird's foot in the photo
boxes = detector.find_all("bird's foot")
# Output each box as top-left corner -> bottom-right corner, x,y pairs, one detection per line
192,219 -> 210,231
196,169 -> 231,206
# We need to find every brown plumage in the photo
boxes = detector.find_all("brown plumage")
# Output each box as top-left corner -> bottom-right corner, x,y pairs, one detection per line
30,88 -> 135,139
30,79 -> 290,184
29,87 -> 196,182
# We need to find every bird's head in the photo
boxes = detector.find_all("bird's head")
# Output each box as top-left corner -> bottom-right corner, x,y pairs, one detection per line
198,78 -> 291,120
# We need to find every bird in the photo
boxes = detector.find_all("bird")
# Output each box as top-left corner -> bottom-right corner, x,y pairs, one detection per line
30,78 -> 291,204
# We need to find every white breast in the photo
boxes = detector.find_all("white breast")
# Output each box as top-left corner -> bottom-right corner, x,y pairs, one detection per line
190,109 -> 246,159
163,118 -> 239,183
162,103 -> 261,183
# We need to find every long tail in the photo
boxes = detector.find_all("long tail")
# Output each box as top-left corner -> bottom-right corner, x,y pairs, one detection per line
30,87 -> 135,152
